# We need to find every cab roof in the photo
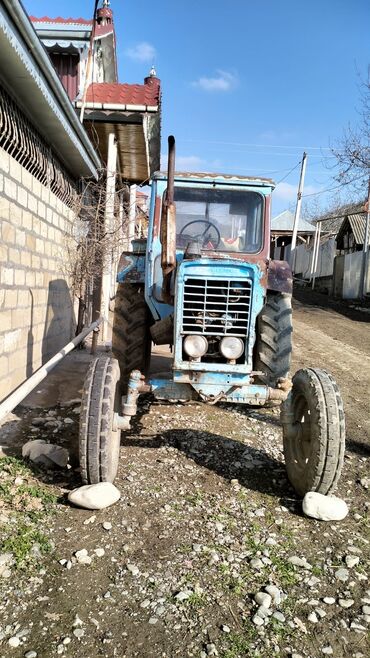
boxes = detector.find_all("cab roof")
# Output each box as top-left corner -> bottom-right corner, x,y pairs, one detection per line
153,171 -> 275,188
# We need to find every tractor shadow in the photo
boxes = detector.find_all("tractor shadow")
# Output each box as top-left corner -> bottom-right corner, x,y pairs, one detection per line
123,400 -> 298,507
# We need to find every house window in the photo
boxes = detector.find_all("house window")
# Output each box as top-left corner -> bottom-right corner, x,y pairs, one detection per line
50,52 -> 79,101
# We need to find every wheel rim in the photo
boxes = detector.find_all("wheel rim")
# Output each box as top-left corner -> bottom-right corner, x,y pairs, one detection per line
290,392 -> 313,470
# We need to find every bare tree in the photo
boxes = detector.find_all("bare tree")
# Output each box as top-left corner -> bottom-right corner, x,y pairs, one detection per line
331,70 -> 370,193
63,170 -> 130,334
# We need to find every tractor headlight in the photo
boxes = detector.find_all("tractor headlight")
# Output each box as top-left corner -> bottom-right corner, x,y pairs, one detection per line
183,335 -> 208,358
219,336 -> 244,360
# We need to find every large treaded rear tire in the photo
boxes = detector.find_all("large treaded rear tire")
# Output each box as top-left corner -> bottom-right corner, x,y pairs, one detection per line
282,368 -> 345,496
112,283 -> 152,394
254,292 -> 293,387
79,356 -> 121,484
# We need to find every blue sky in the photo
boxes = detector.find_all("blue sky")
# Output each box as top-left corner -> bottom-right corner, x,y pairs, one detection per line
25,0 -> 369,215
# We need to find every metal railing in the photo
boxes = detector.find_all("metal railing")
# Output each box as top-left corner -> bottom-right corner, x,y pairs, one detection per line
0,83 -> 77,207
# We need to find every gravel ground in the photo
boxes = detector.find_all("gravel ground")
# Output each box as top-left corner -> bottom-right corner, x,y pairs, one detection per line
0,291 -> 369,658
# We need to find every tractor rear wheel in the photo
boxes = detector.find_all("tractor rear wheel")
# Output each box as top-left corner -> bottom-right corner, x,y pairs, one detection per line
79,356 -> 121,484
281,368 -> 345,497
112,282 -> 152,394
254,292 -> 293,394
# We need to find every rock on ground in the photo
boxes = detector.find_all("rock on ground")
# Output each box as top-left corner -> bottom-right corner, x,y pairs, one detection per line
22,439 -> 69,468
302,491 -> 349,521
68,482 -> 121,510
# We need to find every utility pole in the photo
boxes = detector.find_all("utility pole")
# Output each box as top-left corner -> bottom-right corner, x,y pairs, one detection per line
360,177 -> 370,300
290,152 -> 308,272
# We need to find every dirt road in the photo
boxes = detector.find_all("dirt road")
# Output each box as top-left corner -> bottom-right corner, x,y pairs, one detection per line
0,292 -> 369,658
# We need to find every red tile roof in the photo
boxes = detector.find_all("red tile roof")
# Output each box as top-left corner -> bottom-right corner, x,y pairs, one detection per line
85,81 -> 160,107
30,16 -> 92,26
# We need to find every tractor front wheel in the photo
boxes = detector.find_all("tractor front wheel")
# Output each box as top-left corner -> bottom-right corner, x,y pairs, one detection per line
79,356 -> 121,484
281,368 -> 345,497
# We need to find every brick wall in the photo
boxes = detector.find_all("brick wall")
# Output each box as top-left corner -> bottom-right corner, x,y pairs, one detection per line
0,147 -> 77,402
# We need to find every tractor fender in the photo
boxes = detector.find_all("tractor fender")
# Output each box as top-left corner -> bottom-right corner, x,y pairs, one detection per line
117,252 -> 146,284
267,260 -> 292,295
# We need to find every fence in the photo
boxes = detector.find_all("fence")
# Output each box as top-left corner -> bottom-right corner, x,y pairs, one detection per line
291,240 -> 370,299
341,251 -> 370,299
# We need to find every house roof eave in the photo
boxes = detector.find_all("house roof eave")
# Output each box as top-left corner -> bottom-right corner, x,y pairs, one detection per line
1,0 -> 100,179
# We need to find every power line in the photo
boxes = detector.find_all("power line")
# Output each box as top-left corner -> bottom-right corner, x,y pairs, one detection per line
178,138 -> 333,151
301,174 -> 365,198
276,160 -> 302,184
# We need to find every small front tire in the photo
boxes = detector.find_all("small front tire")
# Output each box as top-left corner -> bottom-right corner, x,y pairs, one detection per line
281,368 -> 345,497
79,356 -> 121,484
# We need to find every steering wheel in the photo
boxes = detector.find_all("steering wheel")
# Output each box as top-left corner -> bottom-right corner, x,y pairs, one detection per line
179,220 -> 221,249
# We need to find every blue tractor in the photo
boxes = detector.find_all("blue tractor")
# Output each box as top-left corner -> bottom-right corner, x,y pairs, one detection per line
79,137 -> 345,497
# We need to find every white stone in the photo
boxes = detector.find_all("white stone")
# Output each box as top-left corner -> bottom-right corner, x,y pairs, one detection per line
288,556 -> 312,569
73,628 -> 84,639
339,599 -> 354,608
0,553 -> 13,566
265,585 -> 282,605
83,515 -> 96,525
350,621 -> 366,631
307,612 -> 318,623
322,647 -> 333,655
345,555 -> 360,568
255,592 -> 272,608
68,483 -> 120,510
102,521 -> 112,530
256,605 -> 270,619
127,564 -> 139,576
323,597 -> 336,605
22,439 -> 69,468
302,492 -> 349,521
272,611 -> 285,622
94,548 -> 105,557
175,590 -> 191,602
252,614 -> 264,626
8,637 -> 20,648
335,568 -> 349,582
77,555 -> 92,565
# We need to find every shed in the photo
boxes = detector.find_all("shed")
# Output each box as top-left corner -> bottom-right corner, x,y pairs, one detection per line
336,213 -> 369,253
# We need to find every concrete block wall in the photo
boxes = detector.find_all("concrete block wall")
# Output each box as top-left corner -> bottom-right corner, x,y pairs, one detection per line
0,147 -> 77,402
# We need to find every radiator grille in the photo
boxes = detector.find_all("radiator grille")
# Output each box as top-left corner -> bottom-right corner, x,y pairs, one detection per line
181,278 -> 252,337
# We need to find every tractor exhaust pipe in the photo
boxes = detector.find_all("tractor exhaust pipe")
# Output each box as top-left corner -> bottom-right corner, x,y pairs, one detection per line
166,135 -> 175,205
160,135 -> 177,302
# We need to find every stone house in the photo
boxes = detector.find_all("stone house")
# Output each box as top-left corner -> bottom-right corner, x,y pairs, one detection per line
0,0 -> 100,402
0,0 -> 161,402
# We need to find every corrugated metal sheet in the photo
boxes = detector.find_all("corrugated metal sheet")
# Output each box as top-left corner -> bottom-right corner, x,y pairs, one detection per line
348,213 -> 369,245
336,213 -> 369,247
50,52 -> 79,101
271,209 -> 315,233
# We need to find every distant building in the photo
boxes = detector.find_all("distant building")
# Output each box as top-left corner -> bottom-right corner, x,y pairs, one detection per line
270,210 -> 315,260
30,2 -> 117,102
